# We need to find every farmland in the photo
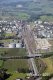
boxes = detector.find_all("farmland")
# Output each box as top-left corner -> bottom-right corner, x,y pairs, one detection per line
3,59 -> 29,72
35,56 -> 53,76
42,57 -> 53,76
0,48 -> 29,79
0,48 -> 27,56
0,60 -> 3,68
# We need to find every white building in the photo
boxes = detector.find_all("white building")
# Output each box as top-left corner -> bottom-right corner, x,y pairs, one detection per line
0,29 -> 1,32
6,28 -> 12,33
9,43 -> 16,48
16,43 -> 21,48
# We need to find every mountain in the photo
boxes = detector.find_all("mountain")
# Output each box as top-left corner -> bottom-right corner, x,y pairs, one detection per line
0,0 -> 32,4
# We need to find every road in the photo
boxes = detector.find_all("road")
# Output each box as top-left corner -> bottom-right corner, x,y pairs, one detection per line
22,24 -> 39,76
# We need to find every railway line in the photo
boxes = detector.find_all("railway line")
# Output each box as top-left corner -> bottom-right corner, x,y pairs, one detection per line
22,24 -> 39,76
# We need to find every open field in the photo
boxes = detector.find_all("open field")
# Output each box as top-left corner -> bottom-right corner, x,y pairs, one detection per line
0,48 -> 9,55
42,57 -> 53,76
35,57 -> 53,76
0,48 -> 28,71
6,72 -> 27,80
39,16 -> 53,22
3,59 -> 29,72
0,48 -> 27,56
5,33 -> 16,37
35,58 -> 46,74
0,60 -> 3,68
0,39 -> 14,43
0,48 -> 29,79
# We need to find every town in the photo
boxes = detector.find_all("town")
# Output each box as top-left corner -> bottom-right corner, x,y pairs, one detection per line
0,0 -> 53,80
0,19 -> 53,80
0,20 -> 53,50
0,20 -> 25,48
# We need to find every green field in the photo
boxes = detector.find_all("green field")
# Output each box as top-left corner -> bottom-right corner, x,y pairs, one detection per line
35,58 -> 46,74
3,59 -> 29,72
16,12 -> 30,20
6,72 -> 27,80
5,33 -> 15,37
0,60 -> 3,68
0,39 -> 14,43
0,48 -> 28,71
39,15 -> 53,22
35,57 -> 53,76
0,48 -> 27,56
42,57 -> 53,76
0,48 -> 29,79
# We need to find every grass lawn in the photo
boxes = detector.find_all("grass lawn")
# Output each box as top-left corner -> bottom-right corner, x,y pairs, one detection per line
0,60 -> 4,68
6,72 -> 27,80
5,33 -> 15,37
0,48 -> 9,54
35,58 -> 46,74
3,59 -> 29,72
35,54 -> 53,75
0,48 -> 29,73
39,15 -> 53,22
0,39 -> 13,43
0,48 -> 27,56
42,57 -> 53,76
0,48 -> 29,71
0,48 -> 29,80
5,48 -> 26,56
